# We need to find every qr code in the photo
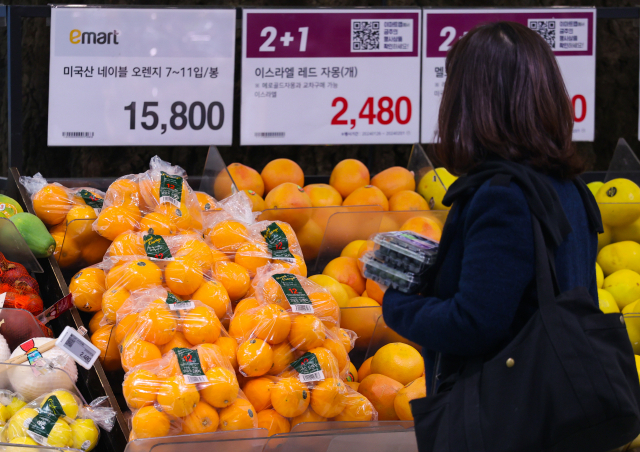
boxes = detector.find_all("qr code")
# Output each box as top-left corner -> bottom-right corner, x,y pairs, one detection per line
529,20 -> 556,48
352,21 -> 380,51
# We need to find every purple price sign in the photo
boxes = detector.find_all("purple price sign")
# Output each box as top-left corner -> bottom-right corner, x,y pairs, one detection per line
426,12 -> 594,58
246,11 -> 419,58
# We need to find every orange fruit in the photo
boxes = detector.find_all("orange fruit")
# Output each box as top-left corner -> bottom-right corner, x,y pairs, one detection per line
182,306 -> 222,345
400,216 -> 443,242
123,369 -> 159,409
106,179 -> 141,207
214,337 -> 239,370
213,261 -> 250,301
329,159 -> 370,198
154,202 -> 201,231
238,338 -> 273,377
208,220 -> 249,252
340,240 -> 367,259
218,398 -> 258,431
235,242 -> 271,276
320,337 -> 348,373
108,231 -> 145,257
210,247 -> 231,265
89,311 -> 106,334
196,344 -> 228,372
389,190 -> 429,212
51,232 -> 81,268
345,381 -> 360,392
343,185 -> 389,211
394,376 -> 426,421
371,167 -> 416,199
49,222 -> 66,235
191,280 -> 231,320
242,190 -> 266,212
309,292 -> 340,325
91,324 -> 121,372
341,283 -> 360,300
254,304 -> 292,345
271,377 -> 310,418
347,362 -> 358,382
80,234 -> 112,265
182,401 -> 219,434
226,163 -> 265,197
33,184 -> 72,225
338,328 -> 354,353
139,178 -> 189,208
356,241 -> 375,274
261,159 -> 304,194
341,297 -> 382,348
69,268 -> 106,312
290,407 -> 326,428
307,347 -> 339,377
269,342 -> 295,375
121,340 -> 162,372
212,167 -> 236,200
310,378 -> 347,418
123,259 -> 162,291
176,238 -> 214,271
195,192 -> 220,212
296,219 -> 324,261
234,297 -> 260,316
257,409 -> 290,436
157,375 -> 200,417
201,367 -> 239,408
66,205 -> 98,245
95,205 -> 141,241
366,279 -> 385,305
105,263 -> 127,289
140,212 -> 177,236
280,254 -> 308,277
370,343 -> 424,385
359,374 -> 404,420
264,183 -> 312,230
159,331 -> 192,355
114,313 -> 139,344
131,406 -> 170,439
303,184 -> 343,207
358,357 -> 374,381
288,315 -> 326,351
102,287 -> 130,323
322,257 -> 366,294
333,392 -> 375,422
260,277 -> 291,310
165,257 -> 203,296
243,377 -> 275,412
379,216 -> 400,233
137,302 -> 178,345
229,312 -> 258,341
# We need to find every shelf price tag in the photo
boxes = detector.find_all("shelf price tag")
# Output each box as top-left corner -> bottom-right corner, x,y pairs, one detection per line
421,8 -> 596,143
56,326 -> 100,370
48,7 -> 236,146
241,8 -> 422,145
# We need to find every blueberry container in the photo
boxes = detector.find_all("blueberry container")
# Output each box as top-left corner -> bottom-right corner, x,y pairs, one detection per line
372,231 -> 438,274
361,252 -> 423,293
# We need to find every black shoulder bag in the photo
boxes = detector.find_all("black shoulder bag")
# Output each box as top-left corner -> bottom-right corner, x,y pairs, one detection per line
410,213 -> 640,452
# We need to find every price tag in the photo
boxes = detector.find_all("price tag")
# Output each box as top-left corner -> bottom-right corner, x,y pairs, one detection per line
56,326 -> 101,370
48,7 -> 236,146
421,8 -> 596,143
37,294 -> 73,325
241,8 -> 421,145
292,352 -> 325,382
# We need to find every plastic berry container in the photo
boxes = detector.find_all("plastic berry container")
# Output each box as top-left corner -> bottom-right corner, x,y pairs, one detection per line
372,231 -> 439,274
361,252 -> 423,293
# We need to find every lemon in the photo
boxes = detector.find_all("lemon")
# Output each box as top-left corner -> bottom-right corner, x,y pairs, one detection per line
45,418 -> 73,448
308,275 -> 350,308
587,181 -> 604,197
5,436 -> 38,452
596,263 -> 604,289
597,289 -> 619,313
595,178 -> 640,227
604,269 -> 640,309
597,241 -> 640,276
635,356 -> 640,386
41,390 -> 79,419
5,408 -> 38,441
598,224 -> 612,252
626,316 -> 640,355
417,168 -> 457,211
71,419 -> 99,451
6,397 -> 26,418
612,217 -> 640,243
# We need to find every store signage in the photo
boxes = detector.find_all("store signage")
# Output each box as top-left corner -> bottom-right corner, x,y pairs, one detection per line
240,8 -> 422,145
421,8 -> 596,143
48,7 -> 236,146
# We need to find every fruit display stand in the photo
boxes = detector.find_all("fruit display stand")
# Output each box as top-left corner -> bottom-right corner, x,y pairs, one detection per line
0,218 -> 44,274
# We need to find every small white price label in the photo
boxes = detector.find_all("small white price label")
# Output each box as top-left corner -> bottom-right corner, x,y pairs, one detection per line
56,326 -> 101,370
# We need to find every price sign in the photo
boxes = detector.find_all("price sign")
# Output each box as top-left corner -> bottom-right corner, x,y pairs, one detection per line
421,8 -> 596,143
241,9 -> 421,145
48,7 -> 236,146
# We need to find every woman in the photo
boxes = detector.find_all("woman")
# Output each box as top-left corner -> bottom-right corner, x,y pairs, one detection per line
383,21 -> 603,440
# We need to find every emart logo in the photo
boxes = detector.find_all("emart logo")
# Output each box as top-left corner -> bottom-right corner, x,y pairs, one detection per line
69,29 -> 120,45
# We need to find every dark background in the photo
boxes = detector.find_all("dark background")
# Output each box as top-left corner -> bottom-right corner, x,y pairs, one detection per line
0,0 -> 638,180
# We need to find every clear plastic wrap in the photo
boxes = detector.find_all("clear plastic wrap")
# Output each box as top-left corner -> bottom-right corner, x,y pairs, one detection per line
361,252 -> 422,294
372,230 -> 438,273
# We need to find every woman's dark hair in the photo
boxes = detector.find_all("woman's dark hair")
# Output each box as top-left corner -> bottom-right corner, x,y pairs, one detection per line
436,21 -> 584,179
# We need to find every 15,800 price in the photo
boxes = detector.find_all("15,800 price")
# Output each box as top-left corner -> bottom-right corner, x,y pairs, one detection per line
331,97 -> 412,129
124,101 -> 224,134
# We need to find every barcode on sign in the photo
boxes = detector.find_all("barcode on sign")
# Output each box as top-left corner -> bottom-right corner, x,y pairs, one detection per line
291,304 -> 314,314
64,335 -> 94,364
159,196 -> 181,208
62,132 -> 94,138
254,132 -> 285,138
168,301 -> 195,311
183,375 -> 208,384
299,370 -> 325,383
529,20 -> 556,48
352,21 -> 380,51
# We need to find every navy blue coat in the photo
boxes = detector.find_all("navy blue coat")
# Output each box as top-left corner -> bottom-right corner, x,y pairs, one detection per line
382,176 -> 599,392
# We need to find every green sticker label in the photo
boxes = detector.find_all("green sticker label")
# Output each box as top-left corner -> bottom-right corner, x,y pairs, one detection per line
165,293 -> 194,311
173,348 -> 207,384
291,352 -> 325,382
272,274 -> 313,313
261,223 -> 295,260
160,172 -> 183,207
78,190 -> 104,209
143,233 -> 172,260
28,395 -> 66,442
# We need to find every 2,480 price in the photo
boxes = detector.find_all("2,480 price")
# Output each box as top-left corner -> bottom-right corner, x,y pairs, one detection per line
331,97 -> 412,129
124,101 -> 224,134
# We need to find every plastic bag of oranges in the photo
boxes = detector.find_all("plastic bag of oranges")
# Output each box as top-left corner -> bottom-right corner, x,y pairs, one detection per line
124,344 -> 258,439
243,220 -> 307,276
194,191 -> 222,213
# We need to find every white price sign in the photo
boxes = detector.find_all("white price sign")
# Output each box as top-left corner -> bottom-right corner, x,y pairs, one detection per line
241,9 -> 422,145
48,7 -> 236,146
421,8 -> 596,143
